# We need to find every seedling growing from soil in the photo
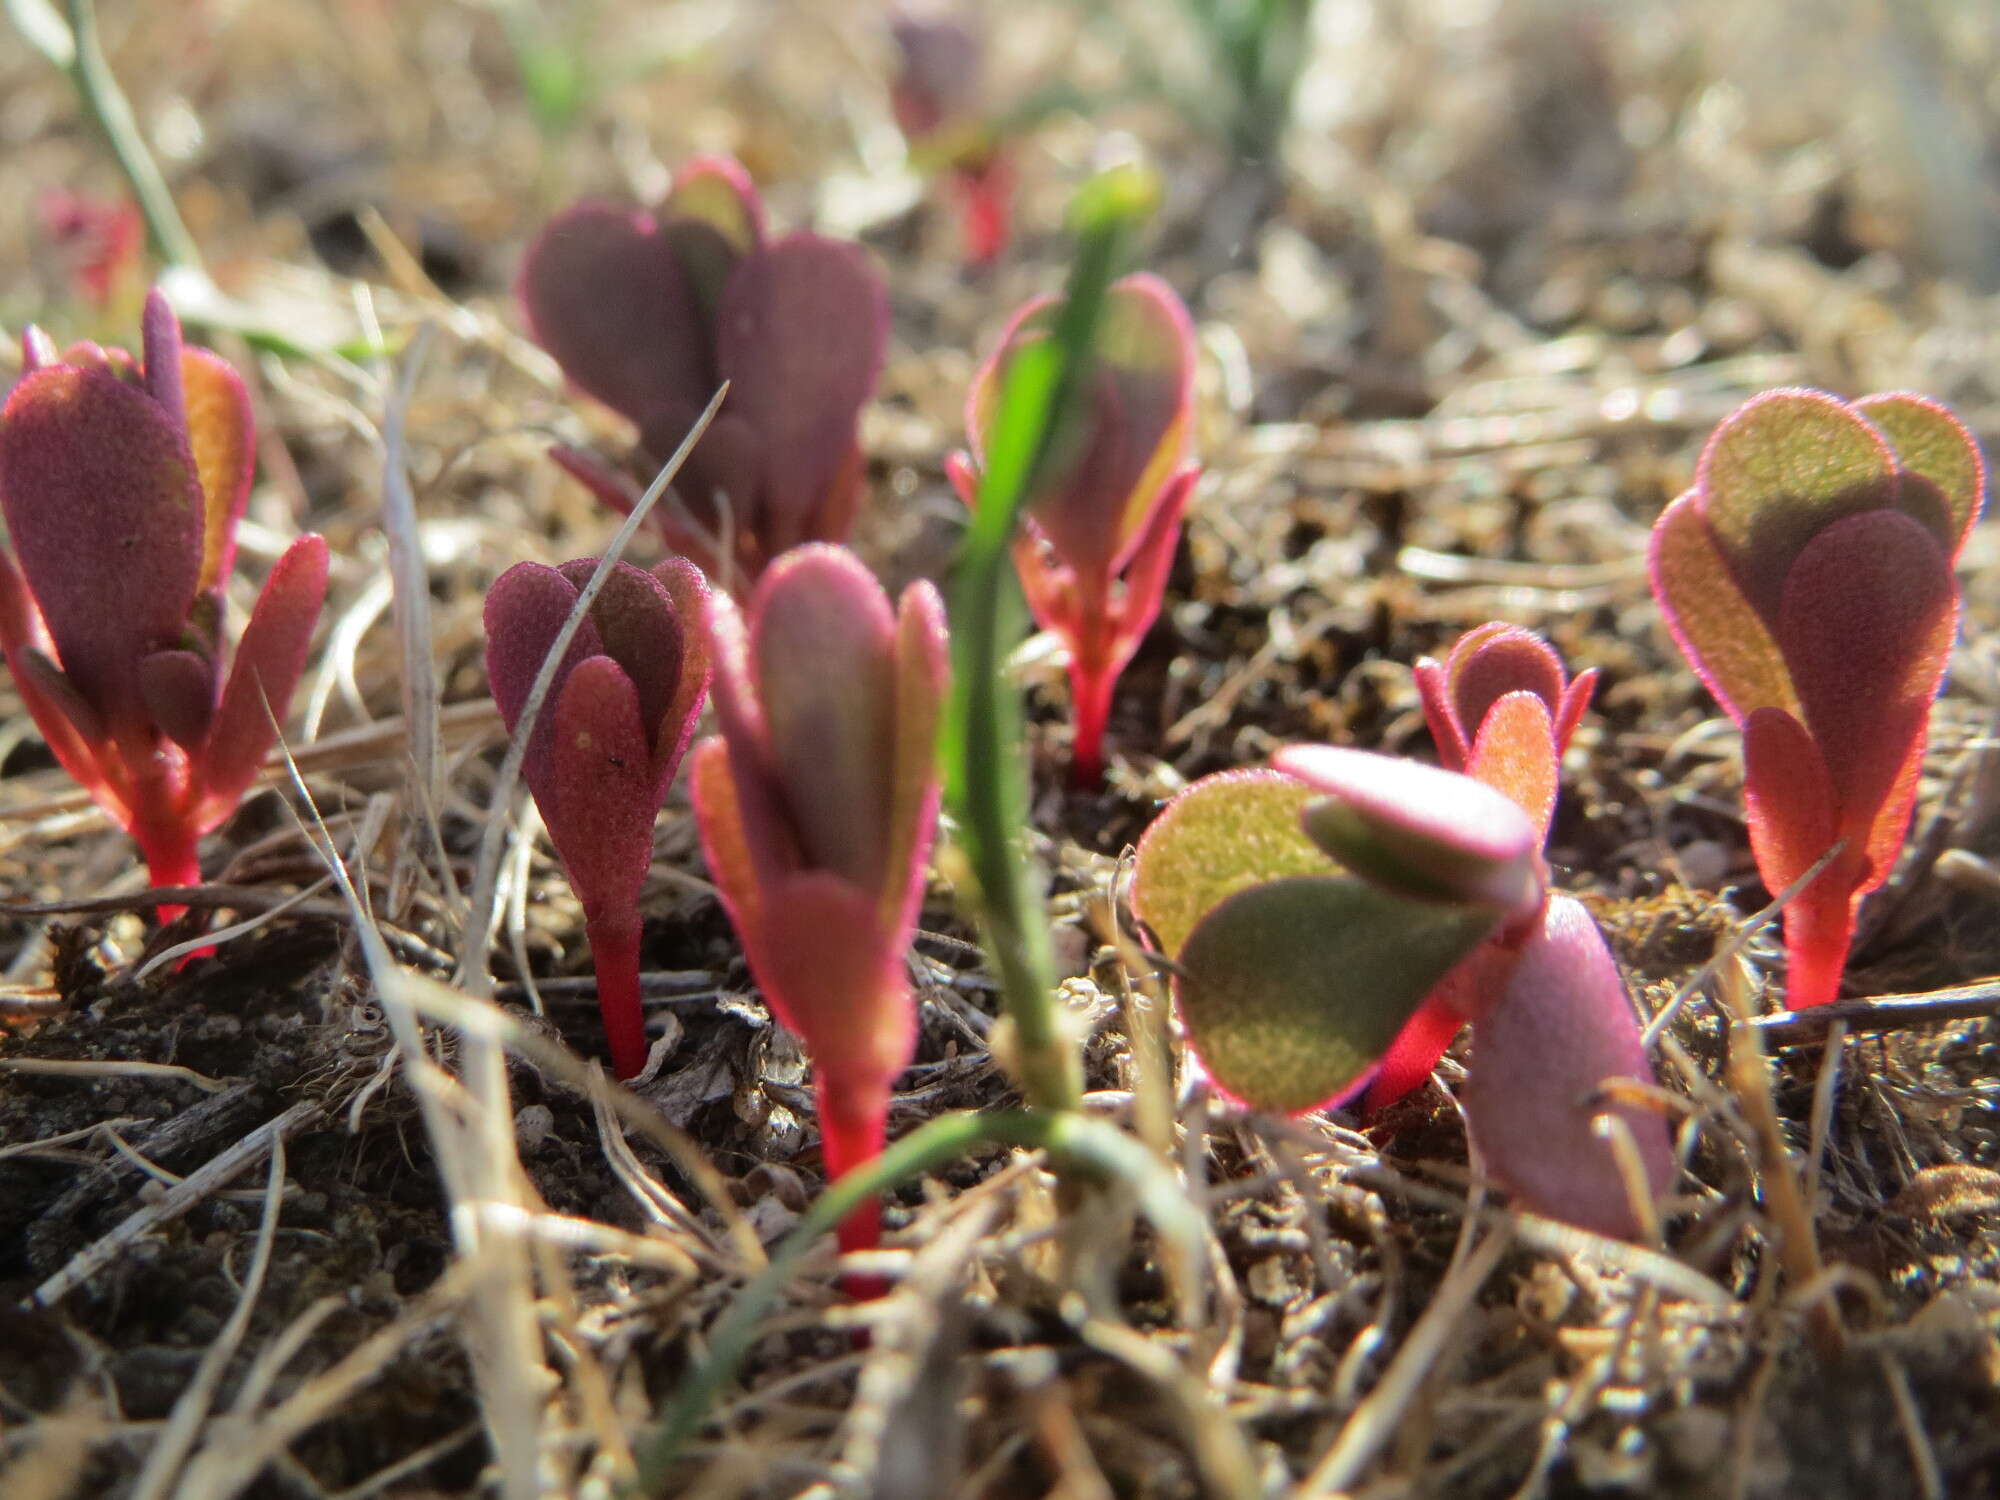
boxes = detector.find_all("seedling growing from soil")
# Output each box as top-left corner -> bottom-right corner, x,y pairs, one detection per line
890,12 -> 1013,265
1363,623 -> 1596,1115
0,291 -> 328,917
1134,745 -> 1674,1238
691,544 -> 948,1281
484,557 -> 710,1079
950,272 -> 1199,785
519,157 -> 890,593
1650,389 -> 1981,1010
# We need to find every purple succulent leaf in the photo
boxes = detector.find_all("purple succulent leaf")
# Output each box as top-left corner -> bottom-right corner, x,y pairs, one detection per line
892,15 -> 983,140
0,549 -> 109,796
193,534 -> 328,830
518,202 -> 714,434
648,557 -> 713,776
140,287 -> 187,436
967,275 -> 1196,583
546,654 -> 664,917
553,559 -> 688,746
747,544 -> 899,893
881,578 -> 948,928
715,236 -> 888,556
1555,668 -> 1598,752
137,648 -> 216,751
482,561 -> 604,801
748,867 -> 916,1090
1463,894 -> 1675,1239
0,362 -> 203,725
1108,464 -> 1196,646
1773,508 -> 1956,853
1442,624 -> 1567,744
700,589 -> 804,896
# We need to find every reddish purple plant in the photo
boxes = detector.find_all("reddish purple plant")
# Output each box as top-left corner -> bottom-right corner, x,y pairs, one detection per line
890,13 -> 1013,265
484,558 -> 711,1079
0,291 -> 329,918
518,158 -> 890,593
1649,390 -> 1981,1010
949,273 -> 1200,785
690,544 -> 947,1283
1363,624 -> 1597,1116
1134,745 -> 1674,1238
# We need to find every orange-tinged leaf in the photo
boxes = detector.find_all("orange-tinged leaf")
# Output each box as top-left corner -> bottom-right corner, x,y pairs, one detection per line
180,349 -> 255,595
1647,493 -> 1797,723
1465,691 -> 1558,840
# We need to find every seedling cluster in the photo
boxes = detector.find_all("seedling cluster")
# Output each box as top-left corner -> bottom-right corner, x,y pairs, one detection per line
1,155 -> 1985,1303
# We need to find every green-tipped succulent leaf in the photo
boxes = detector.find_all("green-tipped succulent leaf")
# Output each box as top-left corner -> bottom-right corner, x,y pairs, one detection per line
1131,768 -> 1330,961
1175,876 -> 1498,1115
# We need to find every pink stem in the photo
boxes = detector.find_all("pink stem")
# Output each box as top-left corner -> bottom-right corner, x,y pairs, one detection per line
584,909 -> 648,1079
1067,656 -> 1117,791
1780,883 -> 1856,1011
817,1073 -> 892,1300
133,820 -> 200,926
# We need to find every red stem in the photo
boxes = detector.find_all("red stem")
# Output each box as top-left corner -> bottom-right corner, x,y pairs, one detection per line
1067,656 -> 1117,791
817,1073 -> 891,1301
134,821 -> 200,926
584,909 -> 648,1079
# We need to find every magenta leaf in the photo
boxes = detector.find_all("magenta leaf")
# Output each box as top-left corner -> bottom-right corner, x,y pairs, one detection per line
482,556 -> 712,1077
1462,895 -> 1675,1239
519,163 -> 889,590
1275,746 -> 1545,916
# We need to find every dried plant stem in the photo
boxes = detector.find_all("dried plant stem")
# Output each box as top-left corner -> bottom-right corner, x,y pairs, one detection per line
1718,961 -> 1844,1359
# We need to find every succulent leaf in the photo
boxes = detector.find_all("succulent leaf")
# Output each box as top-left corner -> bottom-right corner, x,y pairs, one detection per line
1173,876 -> 1498,1115
1278,746 -> 1543,915
1130,768 -> 1329,962
1462,895 -> 1675,1239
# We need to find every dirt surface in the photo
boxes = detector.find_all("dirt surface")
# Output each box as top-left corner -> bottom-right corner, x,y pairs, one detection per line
3,2 -> 2000,1497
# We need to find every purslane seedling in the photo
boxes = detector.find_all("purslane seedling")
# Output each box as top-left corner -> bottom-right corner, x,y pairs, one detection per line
950,272 -> 1199,786
0,291 -> 328,918
1649,389 -> 1981,1010
690,544 -> 948,1286
1363,623 -> 1597,1116
1134,745 -> 1673,1238
484,558 -> 711,1079
519,158 -> 890,593
890,13 -> 1013,266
